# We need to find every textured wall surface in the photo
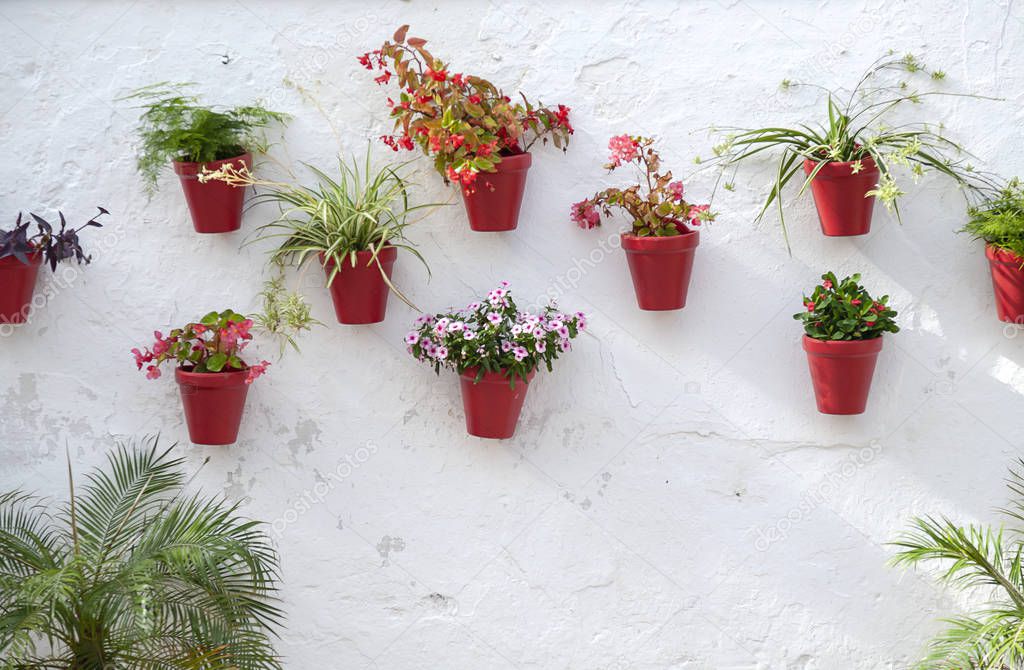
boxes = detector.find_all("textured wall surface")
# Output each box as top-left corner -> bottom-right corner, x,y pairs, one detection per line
2,1 -> 1024,668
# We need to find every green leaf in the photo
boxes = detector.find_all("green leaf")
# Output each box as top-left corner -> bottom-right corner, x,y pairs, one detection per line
205,352 -> 228,372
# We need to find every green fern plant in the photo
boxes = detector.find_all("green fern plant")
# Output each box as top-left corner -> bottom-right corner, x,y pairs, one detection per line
122,82 -> 288,194
891,459 -> 1024,669
962,178 -> 1024,259
0,438 -> 284,669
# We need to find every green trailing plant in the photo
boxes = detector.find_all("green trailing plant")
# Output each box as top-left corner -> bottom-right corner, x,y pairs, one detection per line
122,82 -> 288,193
200,149 -> 438,309
709,52 -> 997,248
891,459 -> 1024,669
0,437 -> 283,669
794,272 -> 899,340
962,177 -> 1024,260
251,273 -> 321,355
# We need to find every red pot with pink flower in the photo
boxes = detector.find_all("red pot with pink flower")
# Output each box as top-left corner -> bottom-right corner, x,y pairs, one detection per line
133,309 -> 271,446
405,282 -> 586,439
364,25 -> 574,234
571,135 -> 714,311
0,208 -> 107,326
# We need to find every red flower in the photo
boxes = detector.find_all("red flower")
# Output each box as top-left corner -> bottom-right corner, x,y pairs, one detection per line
608,134 -> 640,166
468,94 -> 482,105
357,53 -> 372,70
452,73 -> 466,87
570,200 -> 601,229
805,301 -> 815,312
450,134 -> 465,149
398,135 -> 414,151
374,70 -> 392,85
426,68 -> 448,82
246,360 -> 271,385
555,104 -> 573,133
851,299 -> 862,306
822,279 -> 833,290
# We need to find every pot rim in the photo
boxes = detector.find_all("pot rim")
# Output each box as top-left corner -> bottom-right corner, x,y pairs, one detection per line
802,333 -> 883,356
319,245 -> 398,270
802,154 -> 879,176
173,152 -> 253,176
491,151 -> 533,172
0,250 -> 43,267
175,366 -> 250,387
985,243 -> 1024,265
460,366 -> 537,384
621,229 -> 700,252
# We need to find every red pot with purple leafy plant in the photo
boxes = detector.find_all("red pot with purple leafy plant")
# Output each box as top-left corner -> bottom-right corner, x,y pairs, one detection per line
571,135 -> 715,311
0,207 -> 107,326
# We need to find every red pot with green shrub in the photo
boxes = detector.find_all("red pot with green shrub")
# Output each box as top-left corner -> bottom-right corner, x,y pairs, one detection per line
363,24 -> 573,233
0,208 -> 107,325
961,178 -> 1024,324
405,282 -> 586,439
794,272 -> 899,415
133,309 -> 271,446
571,135 -> 714,311
124,83 -> 287,234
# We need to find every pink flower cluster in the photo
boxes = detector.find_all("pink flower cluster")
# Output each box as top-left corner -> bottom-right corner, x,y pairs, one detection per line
570,200 -> 601,229
608,134 -> 641,167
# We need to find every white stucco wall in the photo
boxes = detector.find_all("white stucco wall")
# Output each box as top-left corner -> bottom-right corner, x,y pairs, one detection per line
2,1 -> 1024,667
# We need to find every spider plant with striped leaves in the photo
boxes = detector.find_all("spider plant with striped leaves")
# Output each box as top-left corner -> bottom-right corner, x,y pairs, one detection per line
891,458 -> 1024,669
201,149 -> 437,310
709,52 -> 999,249
0,437 -> 283,669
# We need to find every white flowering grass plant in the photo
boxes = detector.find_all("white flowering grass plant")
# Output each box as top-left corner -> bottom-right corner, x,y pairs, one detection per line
710,52 -> 998,247
405,282 -> 586,386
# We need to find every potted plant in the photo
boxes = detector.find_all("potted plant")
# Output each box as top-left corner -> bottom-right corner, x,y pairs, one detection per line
405,282 -> 586,438
132,309 -> 272,445
891,459 -> 1024,668
0,438 -> 284,668
570,135 -> 714,311
361,25 -> 574,232
961,177 -> 1024,324
201,151 -> 436,324
711,53 -> 994,245
793,272 -> 899,415
0,207 -> 107,325
123,83 -> 288,234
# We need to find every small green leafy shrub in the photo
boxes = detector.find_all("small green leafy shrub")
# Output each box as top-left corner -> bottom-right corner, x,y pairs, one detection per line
0,438 -> 284,669
793,272 -> 899,340
123,82 -> 288,192
962,177 -> 1024,259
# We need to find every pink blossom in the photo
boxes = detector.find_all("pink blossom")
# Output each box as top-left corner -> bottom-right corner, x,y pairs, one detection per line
404,331 -> 419,345
145,365 -> 161,380
667,181 -> 684,202
501,340 -> 513,352
463,330 -> 477,340
245,360 -> 271,384
570,200 -> 601,229
487,312 -> 502,325
608,134 -> 640,166
535,340 -> 547,353
687,204 -> 710,225
513,346 -> 529,361
435,346 -> 449,360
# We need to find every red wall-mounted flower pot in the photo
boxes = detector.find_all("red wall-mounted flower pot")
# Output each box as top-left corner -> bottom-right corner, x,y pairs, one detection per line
459,367 -> 536,439
621,231 -> 699,311
802,335 -> 883,415
461,152 -> 532,232
320,246 -> 397,324
0,253 -> 42,325
803,156 -> 879,236
175,367 -> 250,445
985,244 -> 1024,324
172,153 -> 251,234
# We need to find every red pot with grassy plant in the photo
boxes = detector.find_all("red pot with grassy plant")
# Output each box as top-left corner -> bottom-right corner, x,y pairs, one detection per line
320,247 -> 397,324
794,272 -> 899,415
405,282 -> 586,439
124,83 -> 287,234
961,178 -> 1024,324
571,135 -> 714,311
133,309 -> 271,446
0,208 -> 107,325
802,155 -> 880,236
363,24 -> 574,233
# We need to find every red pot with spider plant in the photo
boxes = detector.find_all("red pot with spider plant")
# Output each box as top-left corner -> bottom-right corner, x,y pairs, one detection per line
320,246 -> 398,324
571,135 -> 714,311
405,282 -> 586,439
802,154 -> 880,236
0,208 -> 107,325
362,24 -> 574,233
794,272 -> 899,415
132,309 -> 271,446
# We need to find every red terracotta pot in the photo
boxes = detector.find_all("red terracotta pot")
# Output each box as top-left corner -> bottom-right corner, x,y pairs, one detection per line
0,253 -> 42,325
175,367 -> 250,445
621,231 -> 700,311
172,153 -> 251,234
802,335 -> 883,415
802,156 -> 879,236
985,244 -> 1024,324
459,367 -> 536,439
320,246 -> 397,324
460,152 -> 532,232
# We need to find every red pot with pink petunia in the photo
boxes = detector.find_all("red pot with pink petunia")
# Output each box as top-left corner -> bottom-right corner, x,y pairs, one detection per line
0,208 -> 107,326
132,309 -> 271,446
363,24 -> 574,234
571,135 -> 714,311
405,283 -> 586,439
